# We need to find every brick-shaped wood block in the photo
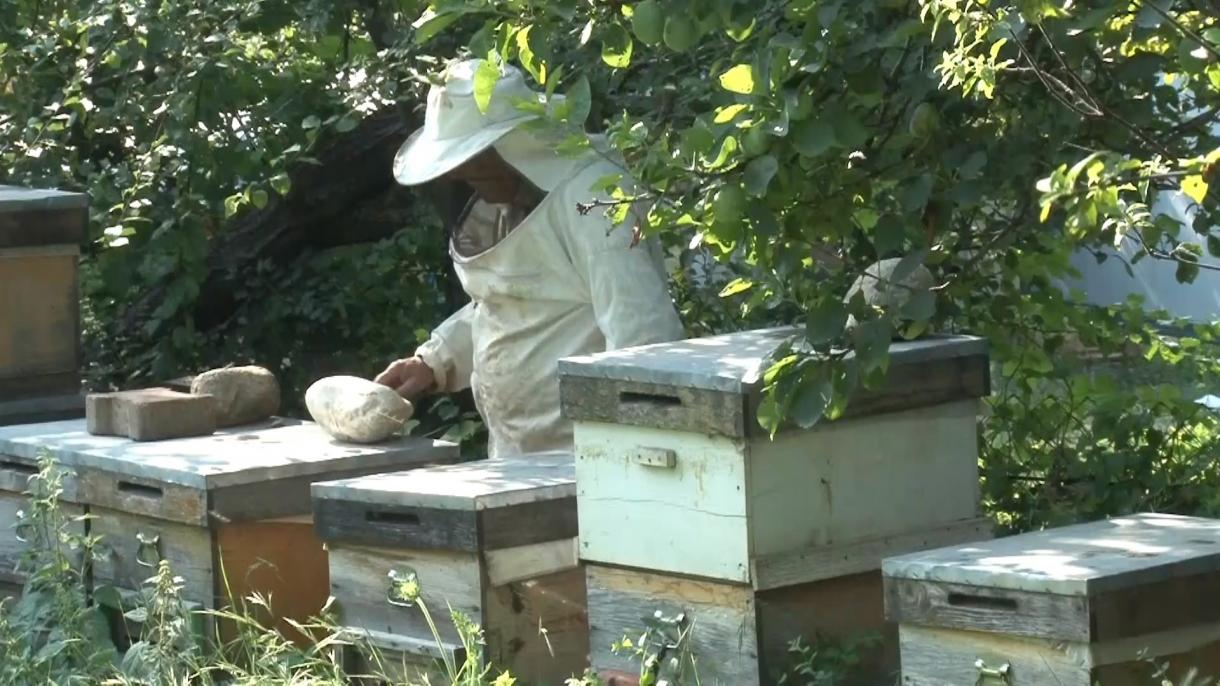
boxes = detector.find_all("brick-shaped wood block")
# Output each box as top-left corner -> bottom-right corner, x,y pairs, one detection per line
313,457 -> 588,685
0,185 -> 88,410
884,513 -> 1220,686
86,388 -> 218,441
0,418 -> 459,649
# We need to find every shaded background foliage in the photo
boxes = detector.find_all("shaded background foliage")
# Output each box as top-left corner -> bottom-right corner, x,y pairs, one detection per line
1,0 -> 1219,531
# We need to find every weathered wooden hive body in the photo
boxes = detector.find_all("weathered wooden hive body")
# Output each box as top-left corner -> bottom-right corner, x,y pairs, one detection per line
0,185 -> 89,425
0,417 -> 457,645
312,455 -> 589,685
884,512 -> 1220,686
558,327 -> 994,685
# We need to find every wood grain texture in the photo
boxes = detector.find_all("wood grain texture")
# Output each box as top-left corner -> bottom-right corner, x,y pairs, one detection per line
480,496 -> 578,551
0,451 -> 79,500
483,565 -> 590,684
1091,569 -> 1220,641
78,468 -> 207,526
753,517 -> 991,590
0,490 -> 85,583
343,628 -> 462,686
91,507 -> 214,606
560,375 -> 746,437
755,570 -> 896,686
747,399 -> 982,570
328,543 -> 482,646
898,624 -> 1093,686
314,498 -> 479,551
213,518 -> 330,647
586,564 -> 761,686
210,455 -> 457,523
485,537 -> 579,586
885,577 -> 1090,642
882,512 -> 1220,596
0,249 -> 79,386
575,424 -> 751,583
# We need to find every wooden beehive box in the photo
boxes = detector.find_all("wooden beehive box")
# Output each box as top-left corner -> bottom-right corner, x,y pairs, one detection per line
0,185 -> 88,426
0,417 -> 458,646
559,327 -> 992,588
312,455 -> 588,685
884,512 -> 1220,686
560,327 -> 994,685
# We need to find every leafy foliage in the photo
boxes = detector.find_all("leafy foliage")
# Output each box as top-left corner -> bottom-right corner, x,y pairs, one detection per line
412,0 -> 1220,531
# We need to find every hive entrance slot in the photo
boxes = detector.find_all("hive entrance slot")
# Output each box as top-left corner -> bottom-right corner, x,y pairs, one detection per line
947,592 -> 1018,612
619,391 -> 682,407
367,511 -> 421,526
118,481 -> 164,499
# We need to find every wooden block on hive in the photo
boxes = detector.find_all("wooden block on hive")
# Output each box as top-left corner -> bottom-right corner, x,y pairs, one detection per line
86,388 -> 218,441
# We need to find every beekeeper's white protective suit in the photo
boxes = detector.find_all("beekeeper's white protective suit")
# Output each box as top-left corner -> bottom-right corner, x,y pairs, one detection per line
413,128 -> 685,458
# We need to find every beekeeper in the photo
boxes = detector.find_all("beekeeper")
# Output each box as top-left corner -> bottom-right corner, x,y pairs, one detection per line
374,59 -> 685,459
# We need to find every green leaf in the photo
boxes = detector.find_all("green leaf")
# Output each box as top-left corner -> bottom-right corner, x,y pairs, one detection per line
516,26 -> 546,84
565,75 -> 591,126
251,189 -> 269,209
851,318 -> 893,374
270,173 -> 291,197
744,154 -> 778,197
719,64 -> 756,94
899,289 -> 936,321
473,59 -> 500,115
790,371 -> 833,429
301,115 -> 321,130
719,278 -> 754,297
806,299 -> 848,345
713,103 -> 749,124
793,119 -> 836,157
601,24 -> 633,68
413,9 -> 464,44
1183,175 -> 1209,204
335,116 -> 358,133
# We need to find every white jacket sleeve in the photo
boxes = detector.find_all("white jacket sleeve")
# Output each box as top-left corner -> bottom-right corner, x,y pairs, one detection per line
415,302 -> 476,393
557,172 -> 685,350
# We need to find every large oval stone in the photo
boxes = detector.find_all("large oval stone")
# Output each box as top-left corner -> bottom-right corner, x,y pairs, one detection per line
190,365 -> 281,427
305,375 -> 413,443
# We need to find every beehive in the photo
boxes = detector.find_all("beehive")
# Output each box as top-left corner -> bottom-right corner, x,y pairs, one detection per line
312,456 -> 588,684
559,327 -> 993,684
0,417 -> 457,646
884,512 -> 1220,686
0,185 -> 88,425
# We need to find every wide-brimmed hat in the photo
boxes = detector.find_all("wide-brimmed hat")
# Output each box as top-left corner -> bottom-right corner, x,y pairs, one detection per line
392,59 -> 544,186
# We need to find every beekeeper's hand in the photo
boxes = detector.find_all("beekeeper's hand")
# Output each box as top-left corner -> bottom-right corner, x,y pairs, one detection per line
374,357 -> 435,400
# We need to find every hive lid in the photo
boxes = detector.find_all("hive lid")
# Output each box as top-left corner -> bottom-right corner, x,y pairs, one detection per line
0,417 -> 457,490
311,453 -> 576,511
0,185 -> 89,248
559,327 -> 990,437
0,186 -> 89,213
882,512 -> 1220,596
558,327 -> 988,394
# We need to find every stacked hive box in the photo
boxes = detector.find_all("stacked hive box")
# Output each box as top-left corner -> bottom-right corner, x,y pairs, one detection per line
884,512 -> 1220,685
557,327 -> 994,685
312,456 -> 589,685
0,185 -> 89,426
0,417 -> 457,646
